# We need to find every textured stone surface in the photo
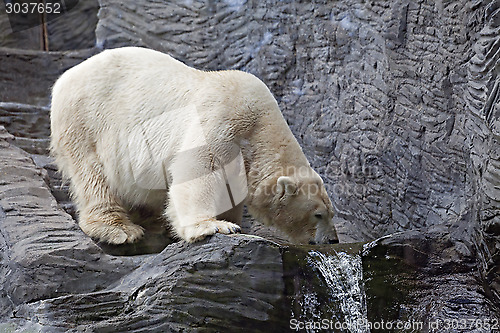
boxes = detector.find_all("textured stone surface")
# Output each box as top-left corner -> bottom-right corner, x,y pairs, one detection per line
464,0 -> 500,305
95,0 -> 500,305
0,48 -> 97,105
46,0 -> 99,51
0,102 -> 50,154
0,0 -> 499,330
93,0 -> 476,240
0,132 -> 141,323
0,0 -> 99,51
0,133 -> 290,331
0,1 -> 41,50
12,235 -> 289,332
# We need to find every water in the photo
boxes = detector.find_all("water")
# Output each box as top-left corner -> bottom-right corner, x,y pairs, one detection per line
292,250 -> 369,333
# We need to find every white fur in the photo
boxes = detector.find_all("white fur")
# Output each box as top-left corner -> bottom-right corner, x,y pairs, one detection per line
50,47 -> 338,244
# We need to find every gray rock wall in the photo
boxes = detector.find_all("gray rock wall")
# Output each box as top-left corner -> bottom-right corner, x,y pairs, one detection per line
94,0 -> 477,238
95,0 -> 500,302
0,48 -> 97,105
465,0 -> 500,301
0,0 -> 99,51
0,0 -> 499,330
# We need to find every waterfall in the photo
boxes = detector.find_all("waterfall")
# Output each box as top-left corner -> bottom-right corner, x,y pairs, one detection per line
291,250 -> 369,333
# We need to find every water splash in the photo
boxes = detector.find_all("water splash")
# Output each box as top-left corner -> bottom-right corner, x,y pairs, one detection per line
305,250 -> 369,333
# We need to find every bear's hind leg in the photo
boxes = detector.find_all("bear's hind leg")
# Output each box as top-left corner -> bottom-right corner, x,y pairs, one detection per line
65,154 -> 144,244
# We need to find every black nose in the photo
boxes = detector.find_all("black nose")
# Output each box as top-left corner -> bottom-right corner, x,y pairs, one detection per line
328,238 -> 339,244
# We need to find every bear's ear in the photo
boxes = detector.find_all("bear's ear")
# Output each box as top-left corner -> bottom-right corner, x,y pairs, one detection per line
277,176 -> 297,197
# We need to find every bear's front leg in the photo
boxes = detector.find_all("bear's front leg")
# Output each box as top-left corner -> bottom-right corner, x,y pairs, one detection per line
165,166 -> 242,242
168,213 -> 242,243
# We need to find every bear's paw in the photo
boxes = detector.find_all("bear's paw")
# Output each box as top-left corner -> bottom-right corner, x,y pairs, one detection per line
179,219 -> 241,243
79,210 -> 145,244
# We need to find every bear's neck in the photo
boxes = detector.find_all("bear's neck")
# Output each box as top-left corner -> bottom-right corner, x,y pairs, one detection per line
242,106 -> 309,204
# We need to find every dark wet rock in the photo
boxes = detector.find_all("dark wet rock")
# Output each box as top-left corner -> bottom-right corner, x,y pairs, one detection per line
0,0 -> 499,330
363,231 -> 500,331
465,0 -> 500,306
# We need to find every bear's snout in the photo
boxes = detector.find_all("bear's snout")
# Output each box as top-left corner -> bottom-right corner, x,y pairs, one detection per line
308,237 -> 339,245
313,219 -> 339,245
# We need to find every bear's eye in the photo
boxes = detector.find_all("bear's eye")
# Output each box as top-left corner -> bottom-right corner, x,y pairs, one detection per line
314,213 -> 324,220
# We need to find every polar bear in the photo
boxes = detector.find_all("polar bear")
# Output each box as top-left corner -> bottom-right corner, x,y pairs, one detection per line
50,47 -> 338,245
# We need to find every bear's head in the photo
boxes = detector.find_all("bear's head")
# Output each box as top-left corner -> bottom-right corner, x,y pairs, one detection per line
249,169 -> 339,245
